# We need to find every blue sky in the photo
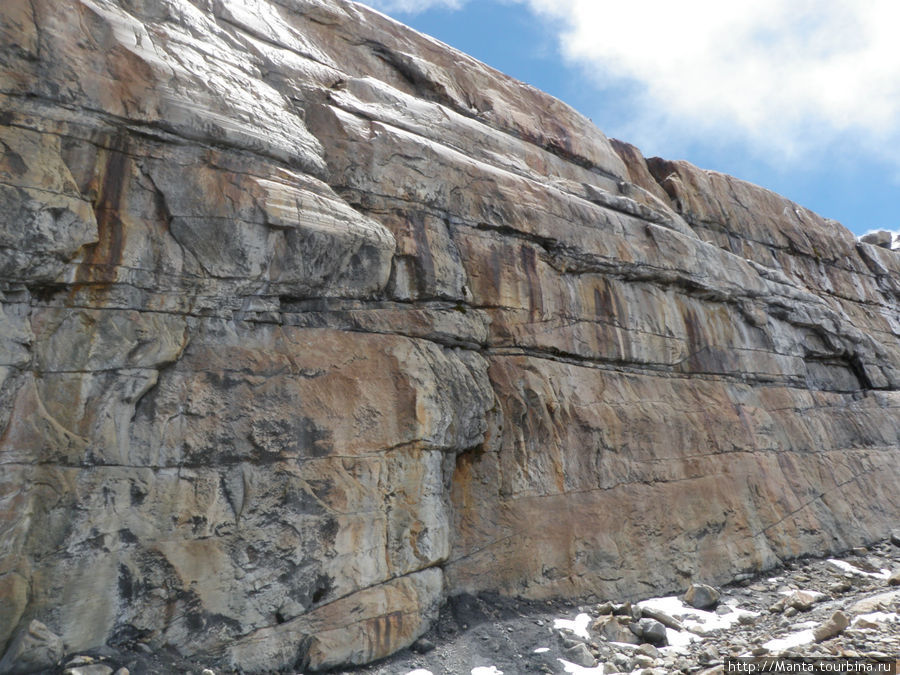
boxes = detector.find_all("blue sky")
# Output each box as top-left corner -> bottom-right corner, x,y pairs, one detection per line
359,0 -> 900,238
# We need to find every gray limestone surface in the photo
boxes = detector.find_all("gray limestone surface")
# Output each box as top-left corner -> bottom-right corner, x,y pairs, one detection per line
1,0 -> 899,671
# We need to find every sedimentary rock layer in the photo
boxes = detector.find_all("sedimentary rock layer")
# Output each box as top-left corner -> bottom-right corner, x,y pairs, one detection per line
1,0 -> 898,671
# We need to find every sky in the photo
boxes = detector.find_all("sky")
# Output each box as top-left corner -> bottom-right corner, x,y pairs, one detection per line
357,0 -> 900,238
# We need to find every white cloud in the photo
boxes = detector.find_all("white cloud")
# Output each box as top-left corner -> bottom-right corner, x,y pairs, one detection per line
360,0 -> 466,14
517,0 -> 900,164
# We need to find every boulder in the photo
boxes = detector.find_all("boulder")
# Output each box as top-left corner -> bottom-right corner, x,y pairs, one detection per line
634,618 -> 668,647
859,230 -> 893,248
640,607 -> 683,631
684,584 -> 721,610
591,616 -> 640,645
0,620 -> 64,674
564,642 -> 597,668
785,590 -> 823,611
813,611 -> 850,642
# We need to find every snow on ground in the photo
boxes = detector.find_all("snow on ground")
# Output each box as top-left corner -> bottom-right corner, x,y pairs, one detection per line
554,613 -> 592,640
827,559 -> 891,579
533,647 -> 550,653
471,667 -> 504,675
636,595 -> 760,650
762,628 -> 816,651
405,670 -> 434,675
550,589 -> 898,669
662,627 -> 696,650
558,658 -> 608,674
639,596 -> 758,631
554,595 -> 762,656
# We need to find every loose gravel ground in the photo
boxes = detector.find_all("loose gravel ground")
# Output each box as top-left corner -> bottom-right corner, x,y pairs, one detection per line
341,539 -> 900,675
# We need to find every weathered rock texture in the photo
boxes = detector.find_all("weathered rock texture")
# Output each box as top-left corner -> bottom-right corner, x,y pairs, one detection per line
1,0 -> 899,671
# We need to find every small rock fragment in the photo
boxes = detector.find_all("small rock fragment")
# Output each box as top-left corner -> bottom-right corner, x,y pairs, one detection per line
63,666 -> 114,675
829,581 -> 852,594
412,637 -> 435,653
65,656 -> 96,667
699,644 -> 720,664
559,634 -> 580,649
786,590 -> 820,611
683,583 -> 720,610
637,643 -> 660,658
633,654 -> 655,668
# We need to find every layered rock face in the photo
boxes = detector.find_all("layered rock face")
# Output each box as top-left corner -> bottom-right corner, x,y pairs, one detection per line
1,0 -> 898,671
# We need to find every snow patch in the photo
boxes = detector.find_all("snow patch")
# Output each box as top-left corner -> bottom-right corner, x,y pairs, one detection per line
793,620 -> 819,629
763,628 -> 816,651
406,670 -> 435,675
638,596 -> 759,633
471,668 -> 504,675
558,658 -> 607,674
554,613 -> 592,640
827,559 -> 891,579
663,626 -> 698,650
534,647 -> 550,654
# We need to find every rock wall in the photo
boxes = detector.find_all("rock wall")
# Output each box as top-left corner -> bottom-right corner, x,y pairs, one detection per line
1,0 -> 899,671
